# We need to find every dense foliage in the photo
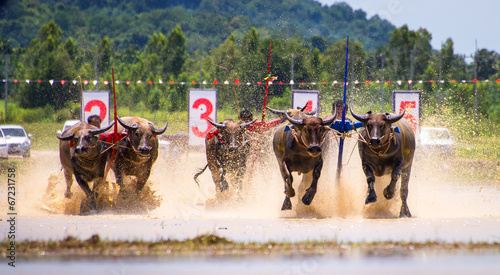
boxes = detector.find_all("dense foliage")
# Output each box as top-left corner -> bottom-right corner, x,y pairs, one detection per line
0,0 -> 499,128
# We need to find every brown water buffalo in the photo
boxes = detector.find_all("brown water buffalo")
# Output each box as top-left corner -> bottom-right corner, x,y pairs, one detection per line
350,108 -> 415,218
194,118 -> 256,199
113,117 -> 168,194
57,122 -> 115,211
270,107 -> 336,210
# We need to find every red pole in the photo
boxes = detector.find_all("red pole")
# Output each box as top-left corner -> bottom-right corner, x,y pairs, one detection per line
261,41 -> 272,122
112,68 -> 118,143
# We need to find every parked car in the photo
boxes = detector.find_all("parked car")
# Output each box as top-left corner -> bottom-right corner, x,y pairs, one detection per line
418,127 -> 455,156
0,128 -> 8,159
57,120 -> 81,135
0,125 -> 33,158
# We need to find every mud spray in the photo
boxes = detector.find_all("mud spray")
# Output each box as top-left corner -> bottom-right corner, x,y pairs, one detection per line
7,132 -> 500,220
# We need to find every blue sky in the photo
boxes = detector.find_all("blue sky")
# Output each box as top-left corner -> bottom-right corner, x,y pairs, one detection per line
317,0 -> 500,56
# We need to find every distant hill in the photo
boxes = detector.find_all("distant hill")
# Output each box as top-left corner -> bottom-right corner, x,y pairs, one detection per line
0,0 -> 394,52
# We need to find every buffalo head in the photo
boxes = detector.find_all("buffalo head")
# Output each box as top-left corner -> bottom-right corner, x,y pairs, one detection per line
118,117 -> 168,155
350,106 -> 405,148
57,122 -> 115,155
283,109 -> 336,157
208,118 -> 256,153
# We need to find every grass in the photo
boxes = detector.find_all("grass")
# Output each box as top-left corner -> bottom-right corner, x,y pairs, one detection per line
1,233 -> 498,258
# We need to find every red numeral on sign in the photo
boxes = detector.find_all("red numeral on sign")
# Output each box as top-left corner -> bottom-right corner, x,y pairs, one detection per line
399,101 -> 417,132
191,98 -> 214,138
84,100 -> 107,121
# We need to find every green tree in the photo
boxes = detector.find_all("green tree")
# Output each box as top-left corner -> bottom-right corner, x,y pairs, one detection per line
164,25 -> 187,78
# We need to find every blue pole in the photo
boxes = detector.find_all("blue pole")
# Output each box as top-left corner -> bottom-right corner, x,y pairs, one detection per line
336,36 -> 349,183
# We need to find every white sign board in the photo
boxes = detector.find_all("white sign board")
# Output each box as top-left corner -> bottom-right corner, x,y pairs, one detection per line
393,90 -> 421,133
291,90 -> 320,116
82,91 -> 110,127
188,89 -> 217,146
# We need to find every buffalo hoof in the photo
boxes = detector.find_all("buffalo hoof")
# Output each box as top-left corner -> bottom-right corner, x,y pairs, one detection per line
64,190 -> 73,199
220,180 -> 229,192
284,188 -> 295,198
365,190 -> 377,204
281,197 -> 292,210
301,188 -> 316,206
399,204 -> 412,218
383,187 -> 395,200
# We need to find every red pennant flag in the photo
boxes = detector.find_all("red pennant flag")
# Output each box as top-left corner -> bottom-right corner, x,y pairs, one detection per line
322,82 -> 327,85
84,80 -> 89,85
386,80 -> 391,84
213,79 -> 218,85
429,80 -> 434,83
473,78 -> 477,82
257,82 -> 262,85
192,81 -> 196,85
497,79 -> 500,82
300,82 -> 305,85
148,81 -> 153,85
38,79 -> 42,83
365,81 -> 370,84
279,81 -> 284,85
170,81 -> 174,85
14,79 -> 18,83
61,80 -> 66,85
104,81 -> 109,86
452,80 -> 456,83
235,79 -> 240,85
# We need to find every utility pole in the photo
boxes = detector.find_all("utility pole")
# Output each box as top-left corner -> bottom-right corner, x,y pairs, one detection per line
350,55 -> 355,104
380,55 -> 385,112
438,53 -> 443,119
409,50 -> 415,90
4,53 -> 8,120
95,53 -> 98,90
473,52 -> 478,129
199,55 -> 202,89
290,54 -> 294,91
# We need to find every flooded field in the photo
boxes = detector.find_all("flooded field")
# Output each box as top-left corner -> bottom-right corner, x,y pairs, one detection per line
1,138 -> 499,273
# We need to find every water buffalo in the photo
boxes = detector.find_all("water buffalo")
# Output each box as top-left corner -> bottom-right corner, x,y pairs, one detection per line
270,107 -> 336,210
350,108 -> 415,218
113,117 -> 168,194
194,118 -> 256,200
57,122 -> 115,211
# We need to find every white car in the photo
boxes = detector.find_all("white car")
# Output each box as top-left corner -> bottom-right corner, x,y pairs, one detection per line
418,127 -> 455,156
0,128 -> 8,159
57,120 -> 81,135
0,125 -> 33,158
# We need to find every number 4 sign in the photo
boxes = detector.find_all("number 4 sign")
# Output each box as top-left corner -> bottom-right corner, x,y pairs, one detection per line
393,90 -> 421,133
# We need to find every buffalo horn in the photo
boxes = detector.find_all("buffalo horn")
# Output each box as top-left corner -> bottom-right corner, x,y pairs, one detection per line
89,121 -> 115,136
207,118 -> 226,129
285,110 -> 303,125
152,122 -> 168,135
117,117 -> 139,130
57,133 -> 74,141
350,105 -> 371,122
322,108 -> 336,125
266,106 -> 286,115
241,119 -> 257,128
385,109 -> 405,123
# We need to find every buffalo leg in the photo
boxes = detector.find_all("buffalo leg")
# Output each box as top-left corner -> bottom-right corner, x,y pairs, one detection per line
383,159 -> 402,200
63,169 -> 74,198
74,175 -> 96,212
362,162 -> 377,204
135,167 -> 152,193
114,162 -> 125,188
399,167 -> 412,218
302,159 -> 323,205
280,161 -> 295,210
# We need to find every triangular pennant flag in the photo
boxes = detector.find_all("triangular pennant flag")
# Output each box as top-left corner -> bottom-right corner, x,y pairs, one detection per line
61,80 -> 66,85
49,80 -> 54,85
93,80 -> 97,86
159,79 -> 163,84
126,81 -> 130,85
213,79 -> 218,85
73,80 -> 77,85
224,80 -> 229,85
235,79 -> 240,85
26,79 -> 30,84
84,80 -> 89,85
104,80 -> 109,86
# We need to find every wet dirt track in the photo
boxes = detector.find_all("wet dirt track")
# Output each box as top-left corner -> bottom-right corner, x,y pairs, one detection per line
2,137 -> 499,244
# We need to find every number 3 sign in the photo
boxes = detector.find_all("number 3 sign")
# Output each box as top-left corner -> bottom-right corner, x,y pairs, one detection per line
82,91 -> 110,127
393,90 -> 421,133
188,89 -> 217,146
